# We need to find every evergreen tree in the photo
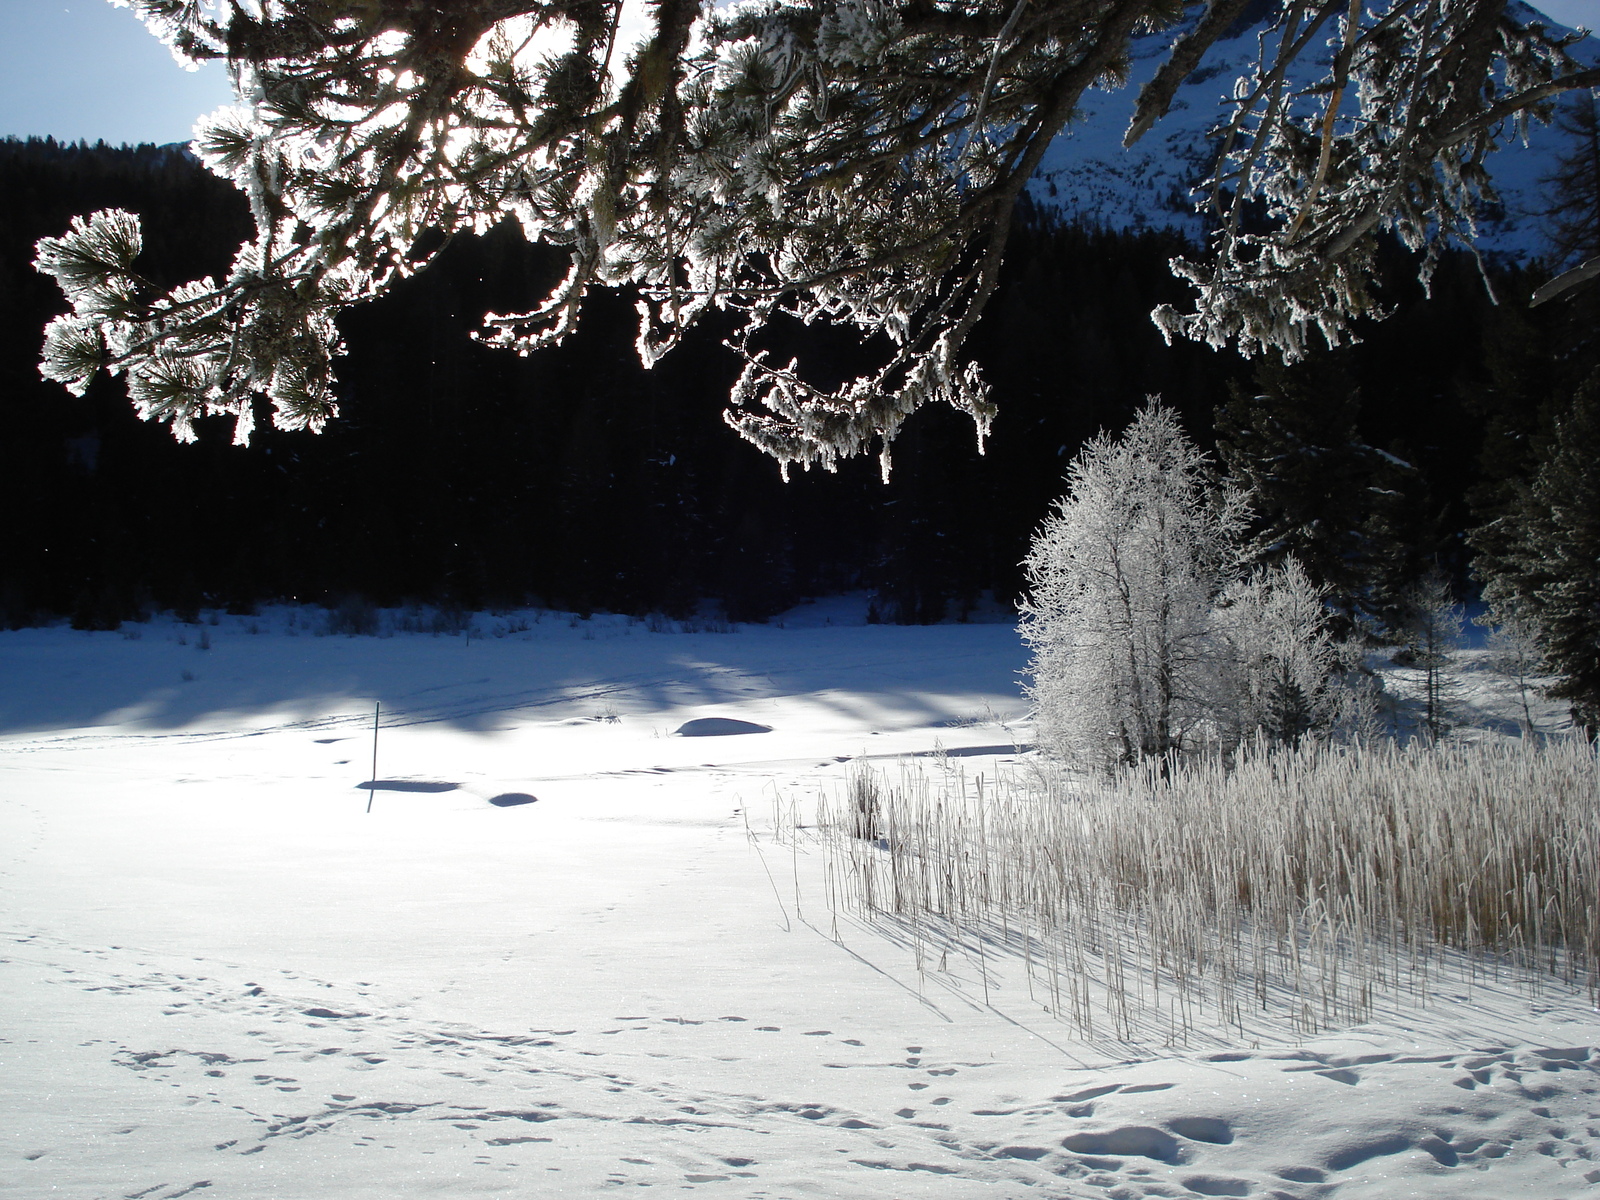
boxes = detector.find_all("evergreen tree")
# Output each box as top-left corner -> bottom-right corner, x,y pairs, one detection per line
1473,368 -> 1600,734
1214,359 -> 1421,636
1358,442 -> 1445,644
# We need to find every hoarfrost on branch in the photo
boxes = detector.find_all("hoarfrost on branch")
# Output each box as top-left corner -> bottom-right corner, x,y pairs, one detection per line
35,1 -> 1600,470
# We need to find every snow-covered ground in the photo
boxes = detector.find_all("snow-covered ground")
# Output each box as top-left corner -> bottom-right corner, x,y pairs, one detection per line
2,606 -> 1597,1199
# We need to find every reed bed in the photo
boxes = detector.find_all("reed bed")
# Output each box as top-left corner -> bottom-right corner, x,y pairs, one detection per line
805,738 -> 1600,1041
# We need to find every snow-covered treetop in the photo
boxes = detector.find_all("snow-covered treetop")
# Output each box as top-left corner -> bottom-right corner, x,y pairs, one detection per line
36,1 -> 1599,471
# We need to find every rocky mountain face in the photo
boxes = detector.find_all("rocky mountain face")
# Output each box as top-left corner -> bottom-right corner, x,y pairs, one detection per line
1026,0 -> 1598,257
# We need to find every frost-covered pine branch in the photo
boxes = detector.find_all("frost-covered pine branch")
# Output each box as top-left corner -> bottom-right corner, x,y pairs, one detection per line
1153,0 -> 1598,359
35,0 -> 1600,470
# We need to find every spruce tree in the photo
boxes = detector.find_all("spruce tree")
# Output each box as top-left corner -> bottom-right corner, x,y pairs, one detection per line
1474,369 -> 1600,734
1214,359 -> 1424,638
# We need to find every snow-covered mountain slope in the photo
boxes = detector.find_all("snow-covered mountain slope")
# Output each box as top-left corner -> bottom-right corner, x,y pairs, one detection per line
1027,1 -> 1599,256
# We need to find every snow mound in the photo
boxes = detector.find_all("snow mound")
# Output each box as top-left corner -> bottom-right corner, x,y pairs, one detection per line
673,717 -> 772,737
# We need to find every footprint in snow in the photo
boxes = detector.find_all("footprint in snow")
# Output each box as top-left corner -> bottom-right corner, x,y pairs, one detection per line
1062,1125 -> 1187,1164
1179,1174 -> 1253,1196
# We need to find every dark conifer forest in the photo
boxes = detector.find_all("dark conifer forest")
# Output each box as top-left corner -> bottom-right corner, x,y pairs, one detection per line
2,136 -> 1594,632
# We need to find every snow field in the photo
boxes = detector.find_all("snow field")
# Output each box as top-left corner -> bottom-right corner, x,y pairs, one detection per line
1,608 -> 1598,1198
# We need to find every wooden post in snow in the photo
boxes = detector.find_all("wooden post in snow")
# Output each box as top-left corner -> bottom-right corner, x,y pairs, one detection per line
366,701 -> 380,813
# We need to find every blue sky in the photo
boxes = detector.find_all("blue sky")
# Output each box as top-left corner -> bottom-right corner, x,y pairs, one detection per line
1536,0 -> 1600,33
0,4 -> 231,146
1541,0 -> 1599,29
0,1 -> 1596,147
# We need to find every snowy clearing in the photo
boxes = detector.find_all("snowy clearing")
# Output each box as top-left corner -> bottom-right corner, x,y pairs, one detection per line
2,608 -> 1598,1199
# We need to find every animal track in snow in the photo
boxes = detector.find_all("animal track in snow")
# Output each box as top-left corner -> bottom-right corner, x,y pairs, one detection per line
13,933 -> 1600,1199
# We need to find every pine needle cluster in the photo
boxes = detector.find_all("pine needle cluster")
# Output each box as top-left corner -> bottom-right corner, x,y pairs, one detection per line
33,1 -> 1600,471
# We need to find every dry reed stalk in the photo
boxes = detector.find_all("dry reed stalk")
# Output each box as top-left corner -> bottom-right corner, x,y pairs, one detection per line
804,737 -> 1599,1041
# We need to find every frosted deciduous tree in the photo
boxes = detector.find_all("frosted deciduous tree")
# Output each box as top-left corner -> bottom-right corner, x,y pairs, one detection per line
33,0 -> 1600,471
1215,558 -> 1341,747
1400,571 -> 1464,743
1024,404 -> 1369,766
1020,403 -> 1246,768
1479,614 -> 1544,735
